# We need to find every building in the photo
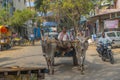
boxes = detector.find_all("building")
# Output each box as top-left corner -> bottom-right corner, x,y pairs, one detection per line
13,0 -> 26,10
11,0 -> 35,11
13,0 -> 35,10
26,0 -> 35,10
0,0 -> 36,36
12,0 -> 36,36
116,0 -> 120,8
89,0 -> 120,33
0,0 -> 2,7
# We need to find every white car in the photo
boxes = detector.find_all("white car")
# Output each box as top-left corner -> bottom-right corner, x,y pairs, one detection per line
44,32 -> 58,39
96,31 -> 120,48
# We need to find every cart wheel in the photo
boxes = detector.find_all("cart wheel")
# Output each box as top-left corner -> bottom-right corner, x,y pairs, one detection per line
73,51 -> 78,66
52,58 -> 55,66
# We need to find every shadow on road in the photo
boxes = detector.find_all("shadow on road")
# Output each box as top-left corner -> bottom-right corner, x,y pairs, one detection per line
8,47 -> 22,51
12,54 -> 42,60
47,58 -> 120,80
0,57 -> 12,62
0,62 -> 16,67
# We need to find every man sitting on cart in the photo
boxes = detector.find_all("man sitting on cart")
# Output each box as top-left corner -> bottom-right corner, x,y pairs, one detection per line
58,27 -> 71,41
57,27 -> 73,56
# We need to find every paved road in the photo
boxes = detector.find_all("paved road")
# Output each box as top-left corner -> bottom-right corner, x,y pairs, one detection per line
0,43 -> 120,80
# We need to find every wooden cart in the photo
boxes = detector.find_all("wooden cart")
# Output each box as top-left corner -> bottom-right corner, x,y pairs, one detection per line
0,67 -> 47,80
42,39 -> 88,74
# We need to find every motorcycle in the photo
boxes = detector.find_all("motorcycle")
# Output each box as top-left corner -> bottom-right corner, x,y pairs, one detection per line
96,42 -> 114,64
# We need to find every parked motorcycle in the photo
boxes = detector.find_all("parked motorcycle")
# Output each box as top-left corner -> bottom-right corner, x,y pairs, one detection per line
96,42 -> 114,64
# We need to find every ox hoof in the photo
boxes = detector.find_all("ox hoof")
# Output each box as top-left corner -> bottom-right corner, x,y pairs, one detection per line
43,54 -> 46,57
73,64 -> 79,66
81,71 -> 85,75
48,70 -> 54,75
52,70 -> 54,75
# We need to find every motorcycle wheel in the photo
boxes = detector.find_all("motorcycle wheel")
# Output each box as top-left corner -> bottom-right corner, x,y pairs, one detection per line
108,51 -> 114,64
102,56 -> 106,61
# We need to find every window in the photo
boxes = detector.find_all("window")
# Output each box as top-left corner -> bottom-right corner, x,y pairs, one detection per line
117,32 -> 120,37
107,32 -> 116,37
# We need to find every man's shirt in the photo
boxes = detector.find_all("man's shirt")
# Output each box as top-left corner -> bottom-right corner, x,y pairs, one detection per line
58,32 -> 71,41
98,37 -> 111,44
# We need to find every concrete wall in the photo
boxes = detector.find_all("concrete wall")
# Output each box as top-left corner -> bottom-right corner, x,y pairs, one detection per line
13,0 -> 26,10
116,0 -> 120,9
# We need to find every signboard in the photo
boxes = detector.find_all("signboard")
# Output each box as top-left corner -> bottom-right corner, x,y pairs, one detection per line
104,20 -> 119,29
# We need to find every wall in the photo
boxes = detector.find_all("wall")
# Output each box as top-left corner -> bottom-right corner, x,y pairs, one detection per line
26,0 -> 35,10
116,0 -> 120,9
13,0 -> 26,10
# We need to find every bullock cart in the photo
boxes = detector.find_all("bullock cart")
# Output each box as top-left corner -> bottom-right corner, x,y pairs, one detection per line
42,37 -> 89,74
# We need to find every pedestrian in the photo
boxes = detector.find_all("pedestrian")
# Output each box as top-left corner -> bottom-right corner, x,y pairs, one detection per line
30,33 -> 35,45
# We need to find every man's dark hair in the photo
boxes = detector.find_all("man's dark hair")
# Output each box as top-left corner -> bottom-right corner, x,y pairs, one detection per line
62,26 -> 67,29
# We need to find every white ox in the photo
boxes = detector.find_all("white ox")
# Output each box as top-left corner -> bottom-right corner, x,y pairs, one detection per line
42,36 -> 89,74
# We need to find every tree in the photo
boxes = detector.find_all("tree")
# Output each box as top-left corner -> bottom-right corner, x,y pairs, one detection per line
8,9 -> 35,34
35,0 -> 94,35
48,0 -> 94,35
34,0 -> 43,10
34,0 -> 52,28
9,9 -> 35,26
0,8 -> 9,25
34,0 -> 50,15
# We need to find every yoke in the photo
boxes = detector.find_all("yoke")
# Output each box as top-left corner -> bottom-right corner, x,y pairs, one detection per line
42,39 -> 81,57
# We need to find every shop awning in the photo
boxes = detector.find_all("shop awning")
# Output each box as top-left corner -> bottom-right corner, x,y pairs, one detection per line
0,25 -> 8,33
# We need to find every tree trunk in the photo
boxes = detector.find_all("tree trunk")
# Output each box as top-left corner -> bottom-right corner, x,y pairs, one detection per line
28,0 -> 31,10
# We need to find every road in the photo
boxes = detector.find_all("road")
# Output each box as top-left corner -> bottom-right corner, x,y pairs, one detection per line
0,42 -> 120,80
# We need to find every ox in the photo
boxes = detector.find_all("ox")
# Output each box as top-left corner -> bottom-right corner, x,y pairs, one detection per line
42,36 -> 89,74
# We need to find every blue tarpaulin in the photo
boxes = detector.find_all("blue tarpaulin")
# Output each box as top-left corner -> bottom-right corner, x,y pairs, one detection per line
42,22 -> 58,27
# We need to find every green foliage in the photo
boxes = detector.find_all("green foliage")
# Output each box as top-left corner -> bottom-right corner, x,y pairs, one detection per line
35,0 -> 94,34
9,9 -> 35,26
49,0 -> 94,35
49,0 -> 94,27
0,8 -> 9,25
34,0 -> 43,10
34,0 -> 50,14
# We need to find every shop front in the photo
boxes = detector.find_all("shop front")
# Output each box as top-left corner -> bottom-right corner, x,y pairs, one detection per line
89,9 -> 120,33
0,25 -> 11,51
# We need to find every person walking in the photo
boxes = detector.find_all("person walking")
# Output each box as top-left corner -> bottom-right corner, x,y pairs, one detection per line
30,33 -> 35,45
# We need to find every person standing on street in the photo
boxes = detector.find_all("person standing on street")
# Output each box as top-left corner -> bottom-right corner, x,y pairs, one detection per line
30,33 -> 35,45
